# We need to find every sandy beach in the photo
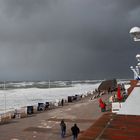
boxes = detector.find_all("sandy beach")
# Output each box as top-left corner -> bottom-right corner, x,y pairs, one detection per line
0,93 -> 110,140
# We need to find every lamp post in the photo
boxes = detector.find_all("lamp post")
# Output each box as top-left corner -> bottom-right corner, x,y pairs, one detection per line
136,54 -> 140,75
136,66 -> 139,75
130,66 -> 139,79
129,27 -> 140,80
4,81 -> 6,114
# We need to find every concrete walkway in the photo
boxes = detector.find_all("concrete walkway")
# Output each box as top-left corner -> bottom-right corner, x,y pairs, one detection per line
0,94 -> 110,140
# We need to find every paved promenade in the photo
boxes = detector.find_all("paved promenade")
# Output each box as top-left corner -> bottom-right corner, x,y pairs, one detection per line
0,94 -> 110,140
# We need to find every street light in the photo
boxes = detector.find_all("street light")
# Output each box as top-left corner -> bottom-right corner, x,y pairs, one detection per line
129,27 -> 140,41
3,81 -> 6,115
129,27 -> 140,80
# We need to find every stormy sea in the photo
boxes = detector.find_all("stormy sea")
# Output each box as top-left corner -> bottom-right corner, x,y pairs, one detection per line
0,79 -> 130,114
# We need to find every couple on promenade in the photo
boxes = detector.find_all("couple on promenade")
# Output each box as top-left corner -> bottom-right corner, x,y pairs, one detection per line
60,120 -> 80,140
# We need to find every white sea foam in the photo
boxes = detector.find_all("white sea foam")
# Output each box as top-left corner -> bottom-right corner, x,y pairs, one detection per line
0,83 -> 100,114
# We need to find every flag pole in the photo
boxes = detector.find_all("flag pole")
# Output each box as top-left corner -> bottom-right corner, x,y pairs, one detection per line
4,81 -> 6,114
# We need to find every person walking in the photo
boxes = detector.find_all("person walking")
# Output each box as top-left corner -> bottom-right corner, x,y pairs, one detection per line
60,120 -> 66,138
99,98 -> 106,112
71,123 -> 80,140
61,98 -> 64,106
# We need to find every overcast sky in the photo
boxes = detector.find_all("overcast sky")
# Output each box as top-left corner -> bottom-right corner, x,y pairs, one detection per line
0,0 -> 140,81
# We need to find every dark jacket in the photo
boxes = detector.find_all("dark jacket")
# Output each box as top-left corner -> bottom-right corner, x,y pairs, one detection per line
60,121 -> 66,131
71,124 -> 80,136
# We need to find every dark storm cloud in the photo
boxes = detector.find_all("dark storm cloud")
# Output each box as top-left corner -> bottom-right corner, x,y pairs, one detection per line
0,0 -> 140,80
2,0 -> 50,18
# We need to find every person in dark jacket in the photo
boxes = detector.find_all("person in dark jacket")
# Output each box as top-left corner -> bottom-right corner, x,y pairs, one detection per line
71,123 -> 80,140
60,120 -> 66,138
61,98 -> 64,106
